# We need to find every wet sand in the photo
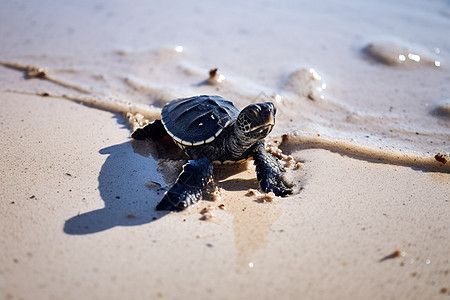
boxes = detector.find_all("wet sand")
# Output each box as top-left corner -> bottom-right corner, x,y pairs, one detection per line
1,1 -> 449,299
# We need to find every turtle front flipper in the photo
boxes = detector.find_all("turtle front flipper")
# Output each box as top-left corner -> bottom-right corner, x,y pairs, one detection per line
131,120 -> 168,140
253,141 -> 293,196
156,157 -> 213,211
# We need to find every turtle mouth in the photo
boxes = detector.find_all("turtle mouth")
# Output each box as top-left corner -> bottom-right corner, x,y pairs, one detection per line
252,122 -> 273,131
250,122 -> 274,137
249,110 -> 275,134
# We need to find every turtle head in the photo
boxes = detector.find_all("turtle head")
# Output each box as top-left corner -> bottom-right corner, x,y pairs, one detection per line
235,102 -> 276,143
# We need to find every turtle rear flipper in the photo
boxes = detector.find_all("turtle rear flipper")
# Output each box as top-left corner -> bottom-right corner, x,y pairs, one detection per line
156,157 -> 213,211
131,120 -> 168,140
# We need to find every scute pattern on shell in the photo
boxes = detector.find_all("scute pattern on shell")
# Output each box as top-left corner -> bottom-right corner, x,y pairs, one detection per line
161,95 -> 240,146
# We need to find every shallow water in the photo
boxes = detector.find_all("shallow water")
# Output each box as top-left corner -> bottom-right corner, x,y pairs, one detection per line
1,0 -> 449,170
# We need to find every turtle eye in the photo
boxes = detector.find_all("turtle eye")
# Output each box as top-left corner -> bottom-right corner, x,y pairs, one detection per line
247,107 -> 260,120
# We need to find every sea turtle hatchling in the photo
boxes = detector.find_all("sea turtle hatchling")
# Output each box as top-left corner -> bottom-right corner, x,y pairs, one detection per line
132,95 -> 293,210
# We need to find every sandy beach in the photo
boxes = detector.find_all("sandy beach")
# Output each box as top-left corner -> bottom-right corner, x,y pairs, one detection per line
1,1 -> 449,299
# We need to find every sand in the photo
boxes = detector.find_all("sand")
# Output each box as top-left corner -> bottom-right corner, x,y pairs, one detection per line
1,0 -> 449,299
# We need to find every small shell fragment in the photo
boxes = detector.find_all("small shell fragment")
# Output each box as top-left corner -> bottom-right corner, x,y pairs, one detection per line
246,189 -> 277,202
211,186 -> 224,201
199,205 -> 215,221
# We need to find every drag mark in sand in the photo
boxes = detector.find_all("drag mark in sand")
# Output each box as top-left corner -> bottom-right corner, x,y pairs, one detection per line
0,60 -> 161,126
281,131 -> 450,172
0,61 -> 93,93
200,163 -> 285,273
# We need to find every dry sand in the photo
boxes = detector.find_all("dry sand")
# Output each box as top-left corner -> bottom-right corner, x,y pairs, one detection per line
1,1 -> 449,299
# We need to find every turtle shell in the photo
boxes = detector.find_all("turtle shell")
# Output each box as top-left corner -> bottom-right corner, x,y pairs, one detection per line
161,95 -> 240,146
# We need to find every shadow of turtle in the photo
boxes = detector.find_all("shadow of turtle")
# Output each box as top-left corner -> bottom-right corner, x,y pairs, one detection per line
64,140 -> 169,235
